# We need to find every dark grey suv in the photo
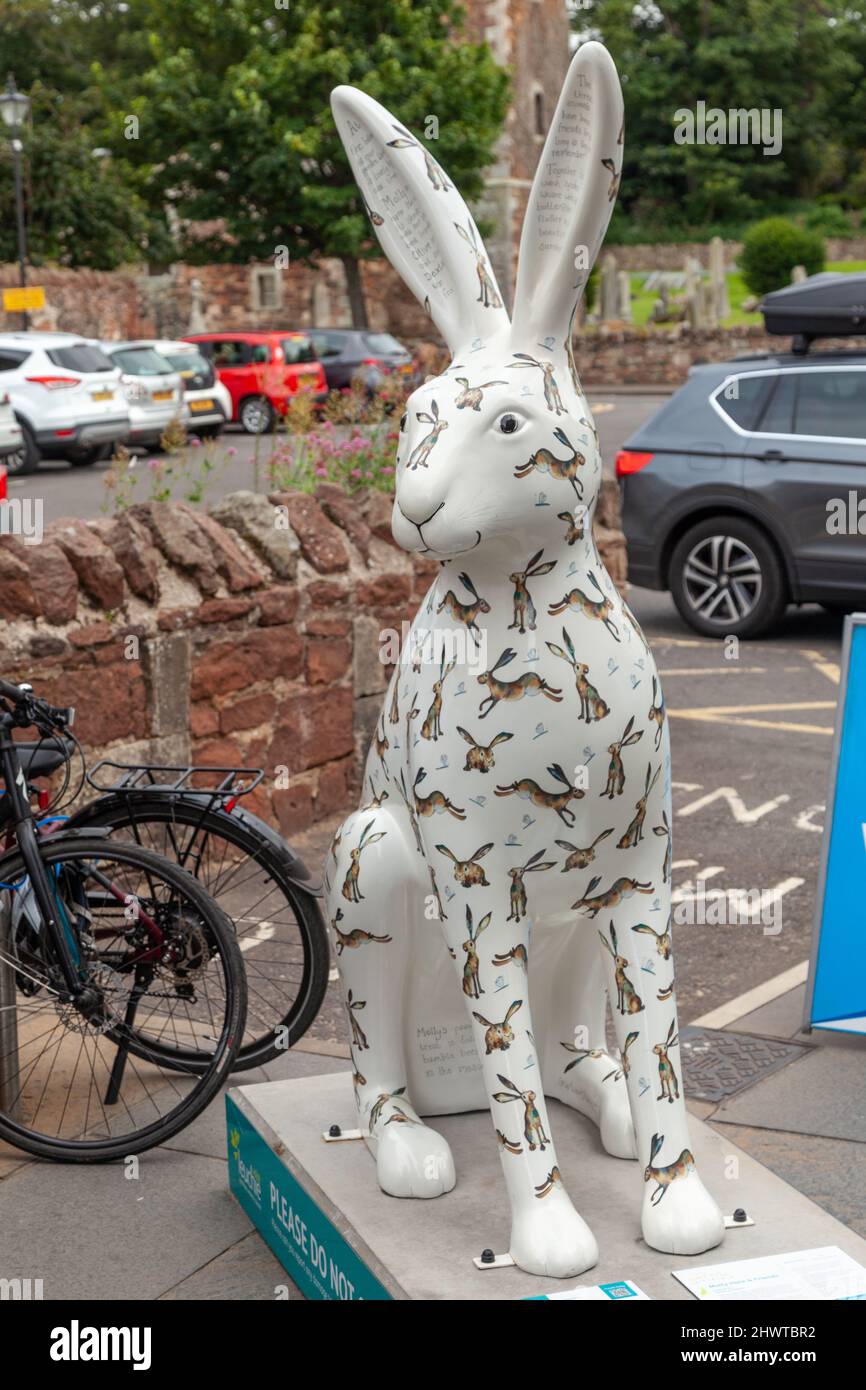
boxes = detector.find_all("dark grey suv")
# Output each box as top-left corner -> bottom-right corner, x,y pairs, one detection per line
618,350 -> 866,637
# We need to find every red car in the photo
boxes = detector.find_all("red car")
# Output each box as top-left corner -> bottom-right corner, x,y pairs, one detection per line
184,331 -> 328,434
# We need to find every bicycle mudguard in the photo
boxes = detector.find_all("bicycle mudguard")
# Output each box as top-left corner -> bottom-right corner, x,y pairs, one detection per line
65,794 -> 323,897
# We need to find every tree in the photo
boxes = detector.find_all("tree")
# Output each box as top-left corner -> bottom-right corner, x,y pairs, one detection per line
119,0 -> 509,324
0,0 -> 163,267
575,0 -> 864,238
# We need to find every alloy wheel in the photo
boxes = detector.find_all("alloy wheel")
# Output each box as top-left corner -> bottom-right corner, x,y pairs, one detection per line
681,534 -> 763,624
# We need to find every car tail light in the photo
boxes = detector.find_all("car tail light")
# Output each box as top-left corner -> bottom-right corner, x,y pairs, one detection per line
615,449 -> 654,477
362,358 -> 384,367
0,391 -> 8,406
25,376 -> 79,391
0,466 -> 6,501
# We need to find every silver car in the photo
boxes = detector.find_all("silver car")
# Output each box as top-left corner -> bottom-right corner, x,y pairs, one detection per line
150,339 -> 231,438
101,341 -> 184,449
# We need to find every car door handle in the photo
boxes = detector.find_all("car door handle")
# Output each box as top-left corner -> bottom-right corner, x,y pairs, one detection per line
758,449 -> 787,462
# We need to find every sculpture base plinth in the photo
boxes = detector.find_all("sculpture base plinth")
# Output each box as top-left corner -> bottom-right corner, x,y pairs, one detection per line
226,1071 -> 866,1301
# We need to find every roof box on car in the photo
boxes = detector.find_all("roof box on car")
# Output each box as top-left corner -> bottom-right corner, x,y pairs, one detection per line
759,272 -> 866,353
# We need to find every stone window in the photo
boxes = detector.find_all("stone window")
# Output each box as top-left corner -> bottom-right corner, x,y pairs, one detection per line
251,266 -> 282,311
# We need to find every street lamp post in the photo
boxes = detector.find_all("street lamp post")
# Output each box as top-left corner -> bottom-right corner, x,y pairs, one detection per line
1,74 -> 31,331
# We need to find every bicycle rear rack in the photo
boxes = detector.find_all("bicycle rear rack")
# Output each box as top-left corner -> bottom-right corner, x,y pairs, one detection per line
85,761 -> 264,799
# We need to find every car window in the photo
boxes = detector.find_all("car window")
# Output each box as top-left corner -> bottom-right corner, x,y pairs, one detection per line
209,340 -> 250,367
281,336 -> 316,364
46,344 -> 114,373
714,373 -> 771,431
0,349 -> 27,372
163,350 -> 211,377
794,370 -> 866,439
310,333 -> 344,359
364,332 -> 404,355
109,347 -> 174,377
250,343 -> 271,364
756,373 -> 796,434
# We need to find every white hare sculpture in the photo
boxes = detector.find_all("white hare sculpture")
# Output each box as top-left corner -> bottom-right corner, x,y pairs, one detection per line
326,41 -> 725,1278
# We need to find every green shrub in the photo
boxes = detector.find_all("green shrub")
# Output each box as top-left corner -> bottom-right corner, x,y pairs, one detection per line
738,218 -> 825,297
804,203 -> 853,237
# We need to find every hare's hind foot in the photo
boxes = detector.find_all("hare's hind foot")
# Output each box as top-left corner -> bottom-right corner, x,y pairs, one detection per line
560,1053 -> 637,1161
641,1170 -> 724,1256
510,1193 -> 598,1278
363,1097 -> 456,1200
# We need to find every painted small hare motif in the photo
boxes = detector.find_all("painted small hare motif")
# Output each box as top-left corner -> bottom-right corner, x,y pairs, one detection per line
326,41 -> 724,1278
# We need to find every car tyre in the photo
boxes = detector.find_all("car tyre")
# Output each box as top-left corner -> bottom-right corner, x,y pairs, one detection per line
5,420 -> 39,476
669,516 -> 788,639
239,396 -> 275,435
67,443 -> 111,468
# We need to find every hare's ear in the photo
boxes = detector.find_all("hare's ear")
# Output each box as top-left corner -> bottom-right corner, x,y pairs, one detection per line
331,86 -> 510,354
511,42 -> 624,347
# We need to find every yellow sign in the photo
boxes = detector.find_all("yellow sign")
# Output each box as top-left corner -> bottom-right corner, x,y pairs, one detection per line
2,286 -> 45,312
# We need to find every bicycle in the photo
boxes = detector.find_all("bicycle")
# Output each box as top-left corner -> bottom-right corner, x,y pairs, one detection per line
63,760 -> 330,1071
0,679 -> 247,1161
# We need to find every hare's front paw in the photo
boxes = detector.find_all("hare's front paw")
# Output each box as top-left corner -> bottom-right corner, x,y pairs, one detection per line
510,1195 -> 598,1278
371,1117 -> 456,1200
641,1170 -> 724,1256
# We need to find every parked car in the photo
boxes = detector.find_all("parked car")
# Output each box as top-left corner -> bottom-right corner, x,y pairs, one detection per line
101,341 -> 184,449
308,328 -> 413,393
618,349 -> 866,638
0,389 -> 23,462
149,339 -> 232,438
184,331 -> 328,433
0,332 -> 129,476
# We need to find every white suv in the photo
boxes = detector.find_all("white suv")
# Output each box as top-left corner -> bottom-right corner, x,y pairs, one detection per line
0,390 -> 23,462
0,332 -> 130,476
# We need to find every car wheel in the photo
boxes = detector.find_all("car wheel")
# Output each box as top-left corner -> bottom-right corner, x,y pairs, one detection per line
669,517 -> 788,639
5,421 -> 39,476
67,443 -> 111,468
239,396 -> 275,434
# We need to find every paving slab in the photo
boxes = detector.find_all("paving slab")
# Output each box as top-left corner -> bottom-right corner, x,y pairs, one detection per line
713,1122 -> 866,1241
230,1070 -> 866,1301
714,1045 -> 866,1143
159,1231 -> 293,1301
0,1147 -> 248,1301
726,984 -> 807,1039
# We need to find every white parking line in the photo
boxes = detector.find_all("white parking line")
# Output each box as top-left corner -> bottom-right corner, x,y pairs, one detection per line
688,960 -> 809,1030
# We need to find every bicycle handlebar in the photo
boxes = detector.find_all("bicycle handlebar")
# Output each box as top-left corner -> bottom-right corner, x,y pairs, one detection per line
0,678 -> 75,732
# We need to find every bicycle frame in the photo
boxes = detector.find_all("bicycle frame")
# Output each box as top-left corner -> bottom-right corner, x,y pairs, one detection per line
0,716 -> 166,997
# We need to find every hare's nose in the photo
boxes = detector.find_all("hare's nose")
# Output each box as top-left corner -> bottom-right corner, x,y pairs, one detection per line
398,499 -> 444,529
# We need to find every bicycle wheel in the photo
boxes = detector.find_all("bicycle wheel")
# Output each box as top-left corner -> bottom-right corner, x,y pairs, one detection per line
73,797 -> 329,1068
0,836 -> 246,1162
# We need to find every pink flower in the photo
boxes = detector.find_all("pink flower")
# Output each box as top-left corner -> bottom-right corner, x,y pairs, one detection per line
147,458 -> 160,471
190,437 -> 201,447
350,468 -> 361,479
315,465 -> 328,476
227,447 -> 237,457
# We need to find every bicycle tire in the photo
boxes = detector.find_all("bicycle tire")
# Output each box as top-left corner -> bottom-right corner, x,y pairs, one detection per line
71,797 -> 329,1068
0,835 -> 246,1162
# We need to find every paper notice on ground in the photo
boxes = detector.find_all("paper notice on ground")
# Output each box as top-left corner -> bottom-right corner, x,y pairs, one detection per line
527,1279 -> 650,1301
673,1246 -> 866,1300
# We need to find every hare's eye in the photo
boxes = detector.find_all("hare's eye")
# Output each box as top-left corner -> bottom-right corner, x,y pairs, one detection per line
499,414 -> 520,435
400,413 -> 407,432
